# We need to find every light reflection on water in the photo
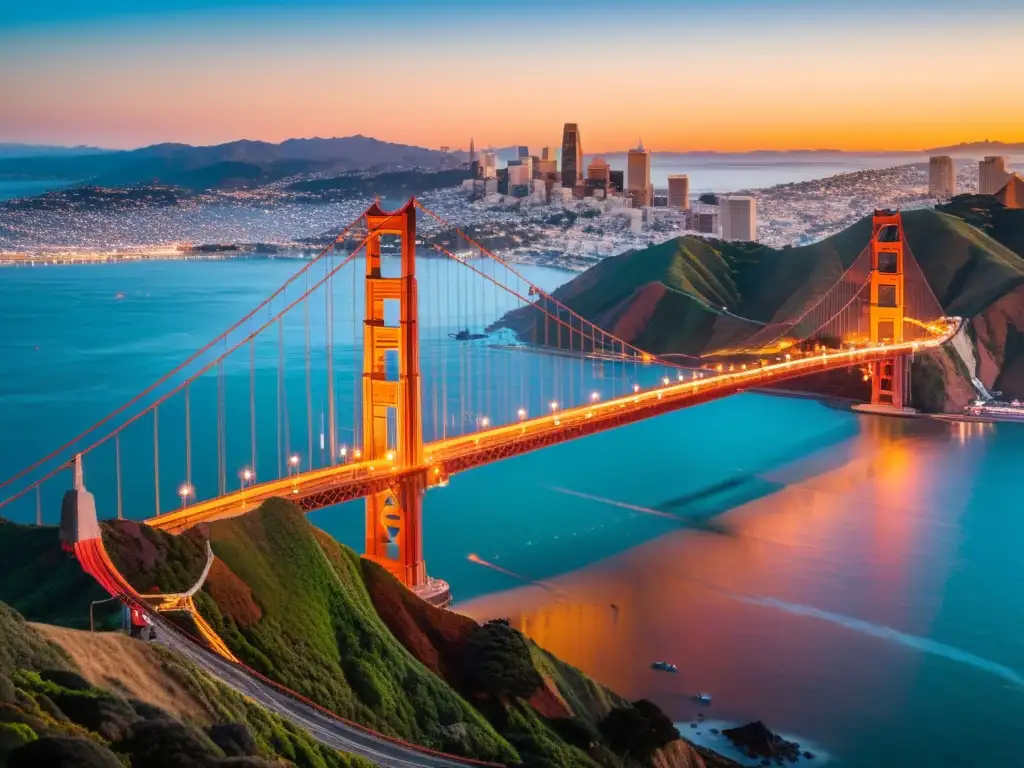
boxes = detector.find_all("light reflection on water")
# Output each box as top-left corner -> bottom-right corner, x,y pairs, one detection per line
458,416 -> 1022,768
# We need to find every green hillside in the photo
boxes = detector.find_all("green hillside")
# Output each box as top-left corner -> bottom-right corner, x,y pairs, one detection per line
0,601 -> 371,768
500,207 -> 1024,360
0,520 -> 116,630
183,499 -> 516,763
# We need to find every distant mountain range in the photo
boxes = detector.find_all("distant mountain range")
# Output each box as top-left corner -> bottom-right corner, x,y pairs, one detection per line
0,143 -> 113,158
0,135 -> 459,190
923,141 -> 1024,156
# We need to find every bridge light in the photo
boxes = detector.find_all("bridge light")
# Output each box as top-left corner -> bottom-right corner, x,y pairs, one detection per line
480,416 -> 490,428
678,373 -> 685,382
517,408 -> 527,420
633,384 -> 641,393
590,392 -> 600,402
340,445 -> 348,459
550,401 -> 559,412
353,448 -> 362,459
662,376 -> 670,386
386,450 -> 395,462
178,483 -> 192,508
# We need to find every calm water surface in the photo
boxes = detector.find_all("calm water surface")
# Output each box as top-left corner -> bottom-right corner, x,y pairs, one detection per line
1,260 -> 1022,767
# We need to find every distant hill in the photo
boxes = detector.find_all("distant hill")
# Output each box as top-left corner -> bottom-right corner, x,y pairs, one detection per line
0,143 -> 113,158
0,135 -> 460,190
924,140 -> 1024,156
497,207 -> 1024,411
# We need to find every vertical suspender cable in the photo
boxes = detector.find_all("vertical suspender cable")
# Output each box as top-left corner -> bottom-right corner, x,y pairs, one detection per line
250,339 -> 257,477
36,485 -> 42,526
153,406 -> 160,516
185,384 -> 192,492
115,432 -> 123,520
277,318 -> 283,477
326,247 -> 337,464
217,360 -> 225,496
305,292 -> 313,469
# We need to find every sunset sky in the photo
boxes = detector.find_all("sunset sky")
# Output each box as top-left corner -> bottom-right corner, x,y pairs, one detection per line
2,0 -> 1022,152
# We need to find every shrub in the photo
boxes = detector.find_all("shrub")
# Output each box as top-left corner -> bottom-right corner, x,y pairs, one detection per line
464,620 -> 543,700
599,705 -> 663,761
0,722 -> 37,761
548,716 -> 598,749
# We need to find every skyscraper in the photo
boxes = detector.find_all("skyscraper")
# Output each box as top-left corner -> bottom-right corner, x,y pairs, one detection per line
482,151 -> 497,179
541,147 -> 551,161
667,175 -> 690,209
627,140 -> 653,208
517,145 -> 530,158
928,156 -> 955,199
980,156 -> 1010,195
560,124 -> 583,189
469,137 -> 480,179
719,196 -> 757,241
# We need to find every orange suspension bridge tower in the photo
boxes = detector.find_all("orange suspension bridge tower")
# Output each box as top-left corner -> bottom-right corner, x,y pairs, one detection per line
868,209 -> 910,409
359,201 -> 438,599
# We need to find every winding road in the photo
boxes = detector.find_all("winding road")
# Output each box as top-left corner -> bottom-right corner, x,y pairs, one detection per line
154,615 -> 502,768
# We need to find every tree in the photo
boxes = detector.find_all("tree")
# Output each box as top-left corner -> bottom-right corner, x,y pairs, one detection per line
599,702 -> 678,762
632,699 -> 679,747
463,620 -> 543,700
599,706 -> 658,761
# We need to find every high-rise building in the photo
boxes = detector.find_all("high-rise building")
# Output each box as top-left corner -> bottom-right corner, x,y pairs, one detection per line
508,162 -> 531,189
587,157 -> 611,185
481,151 -> 497,179
627,140 -> 653,208
536,158 -> 558,181
469,137 -> 480,179
688,209 -> 718,234
980,156 -> 1010,195
609,170 -> 624,194
719,196 -> 757,241
541,147 -> 552,161
667,174 -> 690,209
560,124 -> 583,189
516,145 -> 530,158
928,156 -> 955,199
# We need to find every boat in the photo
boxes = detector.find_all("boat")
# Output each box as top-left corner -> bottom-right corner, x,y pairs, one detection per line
694,692 -> 712,704
448,329 -> 487,341
651,661 -> 678,673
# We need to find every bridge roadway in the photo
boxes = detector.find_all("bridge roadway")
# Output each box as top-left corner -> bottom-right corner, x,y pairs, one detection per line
153,616 -> 498,768
149,320 -> 959,535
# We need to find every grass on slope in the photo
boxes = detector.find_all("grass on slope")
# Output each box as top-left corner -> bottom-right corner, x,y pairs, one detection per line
505,207 -> 1024,359
0,602 -> 75,675
902,208 -> 1024,318
1,602 -> 371,768
0,519 -> 116,630
193,498 -> 517,764
102,519 -> 208,594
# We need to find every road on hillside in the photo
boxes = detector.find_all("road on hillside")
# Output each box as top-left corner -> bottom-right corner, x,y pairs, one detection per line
154,621 -> 499,768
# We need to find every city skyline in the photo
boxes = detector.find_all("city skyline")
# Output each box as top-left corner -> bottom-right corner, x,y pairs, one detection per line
3,0 -> 1024,152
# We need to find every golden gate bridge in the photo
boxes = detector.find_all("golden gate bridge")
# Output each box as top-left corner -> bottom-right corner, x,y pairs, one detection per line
0,202 -> 956,608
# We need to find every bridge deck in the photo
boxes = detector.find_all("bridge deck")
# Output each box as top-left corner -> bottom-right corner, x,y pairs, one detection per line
148,322 -> 958,534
